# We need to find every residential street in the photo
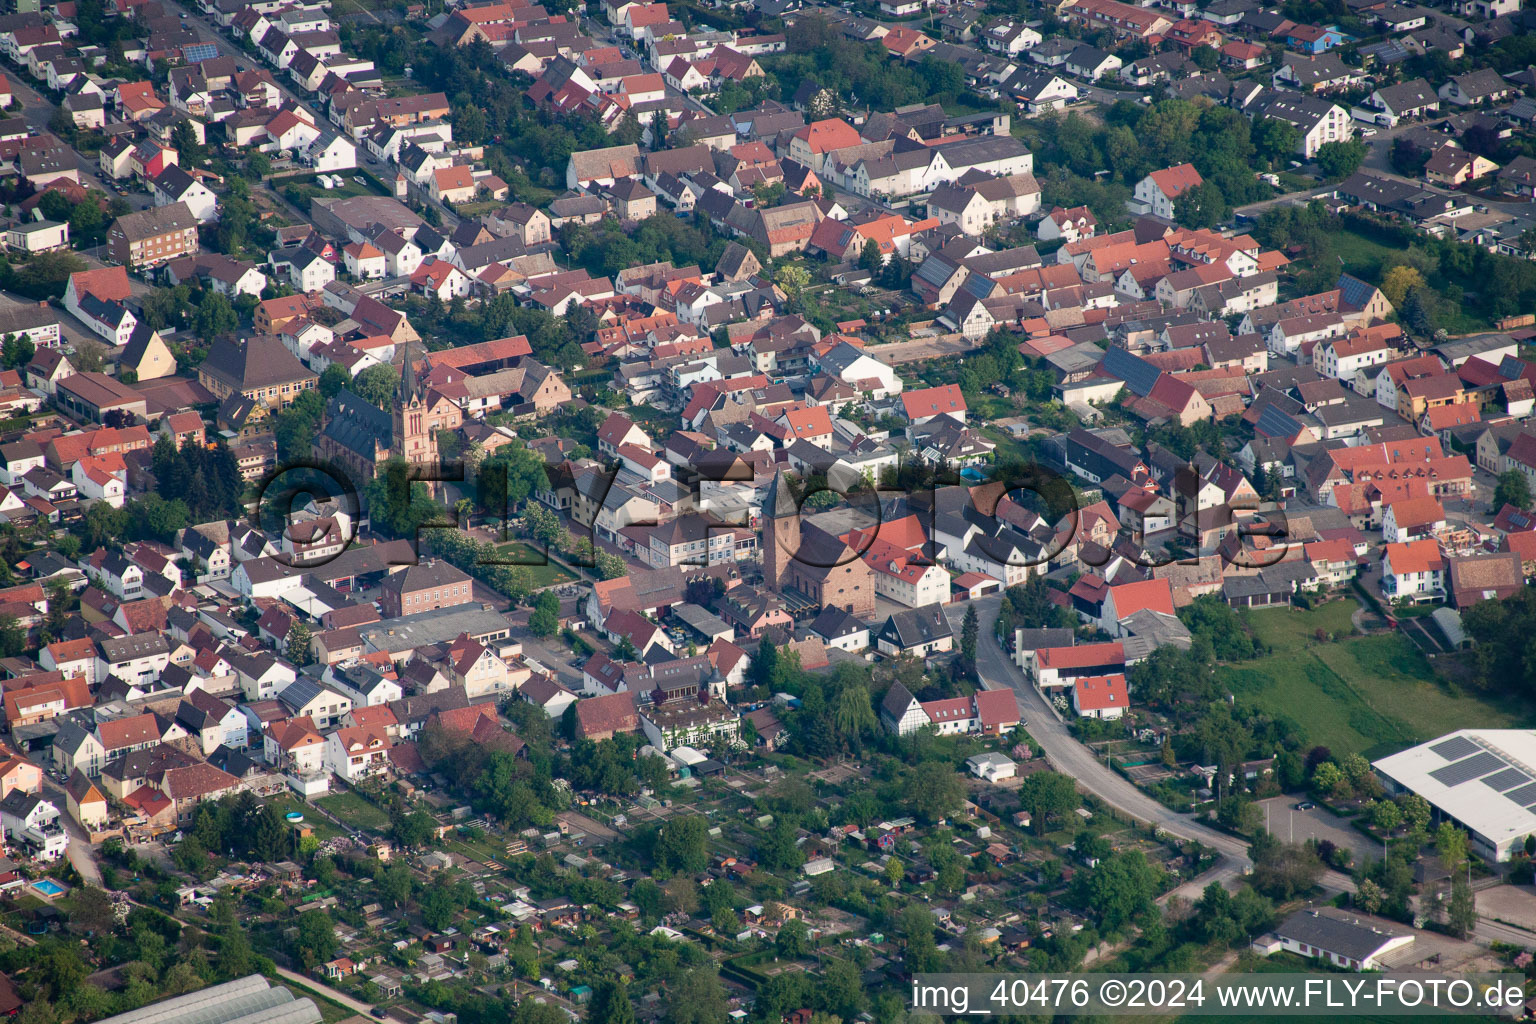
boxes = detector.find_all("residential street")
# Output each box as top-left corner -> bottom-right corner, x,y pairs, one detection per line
957,596 -> 1536,951
952,596 -> 1253,884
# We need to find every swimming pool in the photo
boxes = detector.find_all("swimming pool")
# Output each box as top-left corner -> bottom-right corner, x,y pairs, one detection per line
30,879 -> 65,898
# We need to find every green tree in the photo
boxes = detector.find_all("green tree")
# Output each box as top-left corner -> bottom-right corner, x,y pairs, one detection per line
654,815 -> 710,874
293,909 -> 336,969
1315,139 -> 1367,180
1447,877 -> 1477,938
859,238 -> 882,272
1494,469 -> 1532,511
70,886 -> 117,936
528,589 -> 560,636
1073,850 -> 1165,931
353,363 -> 402,407
285,621 -> 313,666
194,292 -> 239,339
1370,800 -> 1402,832
831,684 -> 875,752
1253,117 -> 1301,166
319,363 -> 352,399
775,918 -> 811,958
1436,822 -> 1469,871
0,612 -> 25,657
759,818 -> 805,871
907,762 -> 964,823
960,604 -> 978,666
1017,771 -> 1079,834
1355,878 -> 1384,914
1179,180 -> 1228,229
665,968 -> 728,1024
775,264 -> 810,312
1,333 -> 34,370
591,981 -> 637,1024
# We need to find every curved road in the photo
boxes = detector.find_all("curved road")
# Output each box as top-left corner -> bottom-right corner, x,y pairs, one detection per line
952,597 -> 1536,950
951,596 -> 1253,888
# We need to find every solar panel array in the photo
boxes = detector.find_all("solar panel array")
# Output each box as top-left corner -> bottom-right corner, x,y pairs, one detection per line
183,42 -> 220,62
1102,345 -> 1160,399
1481,766 -> 1529,792
1255,402 -> 1302,440
1421,737 -> 1536,813
1428,750 -> 1504,786
1430,735 -> 1479,760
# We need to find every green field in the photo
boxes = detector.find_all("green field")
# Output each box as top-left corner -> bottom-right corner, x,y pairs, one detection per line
316,791 -> 392,833
493,541 -> 577,587
1219,603 -> 1529,759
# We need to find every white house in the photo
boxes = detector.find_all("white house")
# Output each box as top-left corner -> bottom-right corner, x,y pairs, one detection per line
0,791 -> 67,861
150,166 -> 219,224
1071,674 -> 1128,720
965,751 -> 1018,782
71,455 -> 126,508
1381,539 -> 1445,601
264,717 -> 327,777
1267,908 -> 1414,971
324,725 -> 391,782
1129,163 -> 1203,220
304,132 -> 357,172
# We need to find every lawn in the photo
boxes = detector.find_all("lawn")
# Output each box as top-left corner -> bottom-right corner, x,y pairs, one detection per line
279,172 -> 384,205
1330,227 -> 1489,332
265,794 -> 345,842
1220,602 -> 1531,759
492,541 -> 577,587
277,980 -> 360,1024
316,790 -> 392,833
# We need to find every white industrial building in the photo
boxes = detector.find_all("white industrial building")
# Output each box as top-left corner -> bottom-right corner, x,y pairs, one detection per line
1372,729 -> 1536,862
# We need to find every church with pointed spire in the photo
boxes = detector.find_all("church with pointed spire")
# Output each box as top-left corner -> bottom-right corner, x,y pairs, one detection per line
761,468 -> 876,619
314,342 -> 464,489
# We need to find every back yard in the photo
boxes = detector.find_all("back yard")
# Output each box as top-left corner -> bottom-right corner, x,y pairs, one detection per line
1218,601 -> 1530,759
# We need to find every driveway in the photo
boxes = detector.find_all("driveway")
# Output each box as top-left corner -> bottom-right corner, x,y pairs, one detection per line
36,773 -> 103,886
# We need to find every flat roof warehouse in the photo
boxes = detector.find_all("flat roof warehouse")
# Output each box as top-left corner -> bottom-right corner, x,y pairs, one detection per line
1372,729 -> 1536,862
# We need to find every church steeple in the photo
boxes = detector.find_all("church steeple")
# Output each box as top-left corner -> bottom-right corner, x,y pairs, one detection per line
399,341 -> 423,406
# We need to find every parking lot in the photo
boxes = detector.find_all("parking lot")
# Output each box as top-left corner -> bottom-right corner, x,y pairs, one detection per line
1257,796 -> 1384,866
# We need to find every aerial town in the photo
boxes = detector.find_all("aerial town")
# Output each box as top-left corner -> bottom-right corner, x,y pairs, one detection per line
0,0 -> 1535,1017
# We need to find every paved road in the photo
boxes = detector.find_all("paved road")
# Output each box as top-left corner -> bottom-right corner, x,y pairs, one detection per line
951,597 -> 1253,882
275,966 -> 377,1015
2,66 -> 144,205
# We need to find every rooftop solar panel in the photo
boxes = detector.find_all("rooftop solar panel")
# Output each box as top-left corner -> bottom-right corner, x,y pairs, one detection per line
1481,766 -> 1528,792
1507,781 -> 1536,806
1255,402 -> 1302,440
1102,345 -> 1160,398
1428,750 -> 1505,787
1429,736 -> 1479,760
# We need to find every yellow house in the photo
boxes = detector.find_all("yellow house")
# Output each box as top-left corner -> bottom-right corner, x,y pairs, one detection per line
66,768 -> 109,831
121,326 -> 176,382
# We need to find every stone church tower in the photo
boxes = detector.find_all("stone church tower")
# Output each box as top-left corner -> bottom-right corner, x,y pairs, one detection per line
392,343 -> 436,467
762,469 -> 799,590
